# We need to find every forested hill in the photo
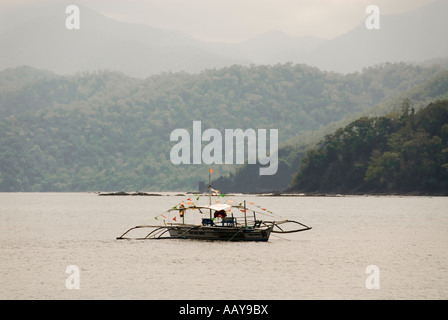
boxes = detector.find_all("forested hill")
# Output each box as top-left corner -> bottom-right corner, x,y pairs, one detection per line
288,100 -> 448,195
0,62 -> 446,192
212,71 -> 448,193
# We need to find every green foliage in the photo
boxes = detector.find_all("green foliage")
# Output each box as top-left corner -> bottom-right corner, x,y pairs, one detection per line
0,63 -> 446,192
215,71 -> 448,193
290,100 -> 448,195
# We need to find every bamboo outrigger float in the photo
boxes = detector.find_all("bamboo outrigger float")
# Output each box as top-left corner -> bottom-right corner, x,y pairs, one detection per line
116,170 -> 311,241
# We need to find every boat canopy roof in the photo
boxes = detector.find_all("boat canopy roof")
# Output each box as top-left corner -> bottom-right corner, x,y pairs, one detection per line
204,203 -> 231,211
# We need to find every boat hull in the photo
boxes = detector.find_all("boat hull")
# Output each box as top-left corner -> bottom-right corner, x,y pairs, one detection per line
168,225 -> 272,241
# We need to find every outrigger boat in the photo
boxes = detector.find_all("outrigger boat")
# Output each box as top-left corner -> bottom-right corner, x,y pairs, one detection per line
116,171 -> 311,241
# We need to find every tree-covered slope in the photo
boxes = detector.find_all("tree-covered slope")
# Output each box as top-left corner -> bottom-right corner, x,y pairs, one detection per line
0,63 -> 446,191
212,71 -> 448,193
288,100 -> 448,195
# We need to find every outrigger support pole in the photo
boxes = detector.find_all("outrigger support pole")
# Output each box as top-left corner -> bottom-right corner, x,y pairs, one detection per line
145,226 -> 171,239
116,225 -> 176,240
270,220 -> 312,233
176,225 -> 200,239
228,227 -> 245,242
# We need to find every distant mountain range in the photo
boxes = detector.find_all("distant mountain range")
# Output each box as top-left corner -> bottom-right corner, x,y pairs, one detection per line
0,3 -> 247,77
304,0 -> 448,73
1,0 -> 447,77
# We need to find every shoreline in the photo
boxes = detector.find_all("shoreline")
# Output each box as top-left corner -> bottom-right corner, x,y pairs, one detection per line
95,191 -> 447,197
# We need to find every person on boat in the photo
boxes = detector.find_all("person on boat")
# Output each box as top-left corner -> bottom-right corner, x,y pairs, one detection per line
214,210 -> 227,219
179,204 -> 185,217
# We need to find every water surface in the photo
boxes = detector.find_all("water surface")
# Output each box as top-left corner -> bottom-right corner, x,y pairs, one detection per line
0,193 -> 447,299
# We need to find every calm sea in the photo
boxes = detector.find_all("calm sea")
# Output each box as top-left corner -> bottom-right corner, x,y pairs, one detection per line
0,192 -> 447,300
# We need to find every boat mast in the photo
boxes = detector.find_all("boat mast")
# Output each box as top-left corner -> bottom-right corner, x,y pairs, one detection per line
208,168 -> 212,219
244,200 -> 247,228
181,206 -> 185,224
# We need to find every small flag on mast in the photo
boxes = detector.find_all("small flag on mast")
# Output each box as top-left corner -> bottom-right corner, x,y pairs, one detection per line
209,168 -> 213,173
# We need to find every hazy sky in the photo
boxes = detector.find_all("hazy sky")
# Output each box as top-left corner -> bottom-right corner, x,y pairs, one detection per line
0,0 -> 438,42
